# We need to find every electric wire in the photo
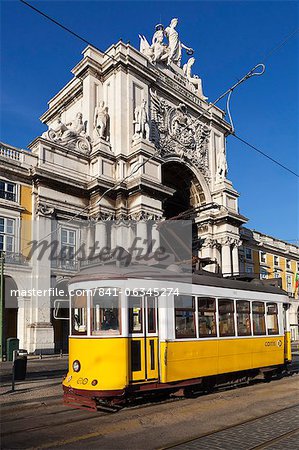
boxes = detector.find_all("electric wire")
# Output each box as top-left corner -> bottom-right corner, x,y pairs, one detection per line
16,0 -> 299,251
232,134 -> 299,178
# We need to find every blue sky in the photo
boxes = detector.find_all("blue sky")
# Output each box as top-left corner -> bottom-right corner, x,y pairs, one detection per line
1,1 -> 298,242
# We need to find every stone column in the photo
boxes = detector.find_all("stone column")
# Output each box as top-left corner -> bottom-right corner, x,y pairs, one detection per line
17,296 -> 29,350
151,222 -> 160,253
221,237 -> 232,276
28,209 -> 55,354
232,239 -> 240,276
95,220 -> 107,250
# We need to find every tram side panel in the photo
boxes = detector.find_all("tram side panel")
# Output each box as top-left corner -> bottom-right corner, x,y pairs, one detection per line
64,337 -> 129,392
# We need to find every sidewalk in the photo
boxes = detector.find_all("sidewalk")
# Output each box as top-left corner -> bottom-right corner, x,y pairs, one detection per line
0,356 -> 68,409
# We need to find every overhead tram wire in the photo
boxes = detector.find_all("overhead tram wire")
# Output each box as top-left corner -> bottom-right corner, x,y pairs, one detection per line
20,0 -> 298,179
19,0 -> 118,63
18,0 -> 299,249
231,134 -> 299,178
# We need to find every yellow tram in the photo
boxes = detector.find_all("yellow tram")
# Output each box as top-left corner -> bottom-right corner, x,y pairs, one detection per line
62,265 -> 292,410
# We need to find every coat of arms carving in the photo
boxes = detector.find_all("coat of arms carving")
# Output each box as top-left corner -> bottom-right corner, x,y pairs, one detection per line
150,90 -> 210,179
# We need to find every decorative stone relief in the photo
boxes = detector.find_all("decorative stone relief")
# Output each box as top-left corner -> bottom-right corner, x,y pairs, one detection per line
132,99 -> 150,144
93,101 -> 110,142
151,90 -> 210,179
42,113 -> 91,154
183,57 -> 207,100
36,202 -> 55,217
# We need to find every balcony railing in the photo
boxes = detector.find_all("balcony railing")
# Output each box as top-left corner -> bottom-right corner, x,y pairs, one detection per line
2,252 -> 29,266
51,259 -> 79,272
0,143 -> 22,161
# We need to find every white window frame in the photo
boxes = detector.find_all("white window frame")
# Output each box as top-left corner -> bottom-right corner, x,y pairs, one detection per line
0,179 -> 18,203
59,227 -> 77,269
286,274 -> 292,294
0,216 -> 16,253
273,255 -> 279,266
245,247 -> 252,260
260,251 -> 267,264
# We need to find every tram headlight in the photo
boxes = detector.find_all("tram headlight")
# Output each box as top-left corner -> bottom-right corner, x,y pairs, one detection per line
72,360 -> 81,372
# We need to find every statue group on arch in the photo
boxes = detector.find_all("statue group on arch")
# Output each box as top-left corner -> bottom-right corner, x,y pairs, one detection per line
139,18 -> 206,99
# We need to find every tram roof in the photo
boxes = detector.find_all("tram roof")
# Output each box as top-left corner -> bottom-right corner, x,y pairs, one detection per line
69,264 -> 288,296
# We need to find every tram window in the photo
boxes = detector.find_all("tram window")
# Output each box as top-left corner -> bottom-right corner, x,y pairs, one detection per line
266,303 -> 279,335
218,299 -> 235,337
252,302 -> 266,335
236,301 -> 251,336
91,290 -> 120,336
175,295 -> 196,339
147,297 -> 156,333
198,297 -> 217,337
71,293 -> 87,335
129,297 -> 143,333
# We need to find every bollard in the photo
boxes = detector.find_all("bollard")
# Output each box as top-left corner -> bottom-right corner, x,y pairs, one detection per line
11,349 -> 18,392
60,349 -> 63,358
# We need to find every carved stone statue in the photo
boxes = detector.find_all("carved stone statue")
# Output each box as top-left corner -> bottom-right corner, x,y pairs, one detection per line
151,24 -> 169,63
93,101 -> 110,141
42,112 -> 91,154
164,18 -> 193,66
215,147 -> 228,182
132,99 -> 150,143
183,57 -> 207,100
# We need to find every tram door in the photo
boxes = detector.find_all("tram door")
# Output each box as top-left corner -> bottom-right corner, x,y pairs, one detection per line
129,296 -> 159,382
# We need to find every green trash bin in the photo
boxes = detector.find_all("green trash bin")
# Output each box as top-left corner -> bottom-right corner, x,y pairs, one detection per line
7,338 -> 19,361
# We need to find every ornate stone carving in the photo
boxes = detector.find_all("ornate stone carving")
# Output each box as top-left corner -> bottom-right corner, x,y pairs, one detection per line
139,18 -> 193,67
132,99 -> 150,143
215,147 -> 228,183
151,90 -> 210,179
93,101 -> 110,142
36,202 -> 55,216
183,57 -> 207,100
42,113 -> 91,154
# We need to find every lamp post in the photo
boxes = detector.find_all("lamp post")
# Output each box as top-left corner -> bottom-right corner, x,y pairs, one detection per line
0,251 -> 4,361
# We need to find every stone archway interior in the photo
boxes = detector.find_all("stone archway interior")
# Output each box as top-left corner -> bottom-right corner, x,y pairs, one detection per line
4,276 -> 18,340
162,161 -> 206,219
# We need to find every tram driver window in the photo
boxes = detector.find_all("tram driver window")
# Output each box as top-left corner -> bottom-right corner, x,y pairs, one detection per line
236,300 -> 251,336
91,290 -> 120,336
129,297 -> 143,333
252,302 -> 266,335
175,295 -> 196,339
218,299 -> 235,337
71,292 -> 87,335
266,303 -> 279,335
198,297 -> 217,337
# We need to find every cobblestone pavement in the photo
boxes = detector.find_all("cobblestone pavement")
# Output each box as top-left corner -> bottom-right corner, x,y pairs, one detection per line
170,404 -> 299,450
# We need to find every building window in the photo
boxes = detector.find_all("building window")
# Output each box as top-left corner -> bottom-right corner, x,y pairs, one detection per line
236,300 -> 251,336
218,299 -> 235,337
286,259 -> 291,270
274,271 -> 280,279
60,228 -> 76,268
245,265 -> 254,274
0,180 -> 16,202
245,248 -> 252,260
0,217 -> 15,253
252,302 -> 266,335
274,255 -> 279,266
198,297 -> 217,337
174,295 -> 196,339
286,274 -> 292,294
266,303 -> 279,335
260,268 -> 268,279
260,252 -> 266,264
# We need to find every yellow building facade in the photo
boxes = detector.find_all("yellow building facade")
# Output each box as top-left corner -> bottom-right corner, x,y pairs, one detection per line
240,227 -> 299,340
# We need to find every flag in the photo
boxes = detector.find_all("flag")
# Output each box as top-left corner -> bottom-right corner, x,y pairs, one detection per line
294,273 -> 299,293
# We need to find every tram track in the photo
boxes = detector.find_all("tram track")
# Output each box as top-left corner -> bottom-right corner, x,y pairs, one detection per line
162,403 -> 299,450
